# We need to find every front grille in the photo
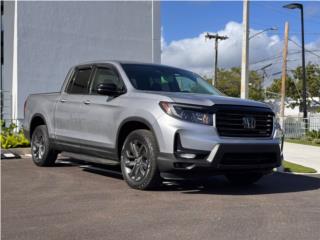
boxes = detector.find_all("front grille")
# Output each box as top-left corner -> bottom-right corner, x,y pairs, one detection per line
215,105 -> 274,138
220,153 -> 277,165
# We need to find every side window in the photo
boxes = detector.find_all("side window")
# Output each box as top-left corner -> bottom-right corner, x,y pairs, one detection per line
90,67 -> 123,94
67,68 -> 92,94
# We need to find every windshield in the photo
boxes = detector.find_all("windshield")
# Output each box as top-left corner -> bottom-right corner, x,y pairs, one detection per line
121,64 -> 221,95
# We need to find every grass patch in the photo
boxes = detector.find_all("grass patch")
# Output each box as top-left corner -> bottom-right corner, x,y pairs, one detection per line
285,139 -> 320,147
283,160 -> 317,173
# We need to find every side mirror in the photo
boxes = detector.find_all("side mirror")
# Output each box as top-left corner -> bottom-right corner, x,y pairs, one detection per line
96,83 -> 123,96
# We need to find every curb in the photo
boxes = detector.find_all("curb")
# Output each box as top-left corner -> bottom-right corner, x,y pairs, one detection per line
275,168 -> 318,175
1,148 -> 31,159
278,171 -> 319,175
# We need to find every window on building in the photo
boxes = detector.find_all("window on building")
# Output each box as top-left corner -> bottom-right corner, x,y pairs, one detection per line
67,68 -> 92,94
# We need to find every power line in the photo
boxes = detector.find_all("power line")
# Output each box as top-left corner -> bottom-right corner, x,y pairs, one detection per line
291,32 -> 320,35
250,49 -> 320,66
289,38 -> 320,58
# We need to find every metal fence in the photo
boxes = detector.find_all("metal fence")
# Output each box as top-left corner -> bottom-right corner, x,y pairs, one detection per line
283,115 -> 320,139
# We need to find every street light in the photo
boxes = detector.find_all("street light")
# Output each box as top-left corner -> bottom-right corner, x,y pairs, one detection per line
249,27 -> 278,40
283,3 -> 307,121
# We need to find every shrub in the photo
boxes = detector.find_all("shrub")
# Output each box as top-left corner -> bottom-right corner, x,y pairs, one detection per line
302,136 -> 314,142
306,130 -> 320,139
312,139 -> 320,145
0,120 -> 30,149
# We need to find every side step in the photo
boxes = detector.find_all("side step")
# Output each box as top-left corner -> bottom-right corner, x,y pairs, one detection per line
61,151 -> 120,166
79,165 -> 122,178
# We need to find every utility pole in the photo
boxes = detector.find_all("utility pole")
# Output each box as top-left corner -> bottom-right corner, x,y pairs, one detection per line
205,33 -> 228,86
241,0 -> 250,99
280,22 -> 289,128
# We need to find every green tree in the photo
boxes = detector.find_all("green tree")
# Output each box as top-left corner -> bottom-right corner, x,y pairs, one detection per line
293,63 -> 320,99
205,67 -> 265,101
267,63 -> 320,107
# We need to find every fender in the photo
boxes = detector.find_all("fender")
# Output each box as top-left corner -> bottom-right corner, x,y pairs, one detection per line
116,117 -> 160,157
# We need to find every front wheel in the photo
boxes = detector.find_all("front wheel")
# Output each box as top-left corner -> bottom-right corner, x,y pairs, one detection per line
120,129 -> 162,190
31,125 -> 58,166
225,172 -> 264,186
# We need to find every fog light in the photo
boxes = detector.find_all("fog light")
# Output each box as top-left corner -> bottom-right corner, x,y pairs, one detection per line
178,153 -> 197,159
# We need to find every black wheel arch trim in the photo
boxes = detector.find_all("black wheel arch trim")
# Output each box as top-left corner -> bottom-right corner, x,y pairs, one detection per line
116,117 -> 159,158
29,113 -> 48,139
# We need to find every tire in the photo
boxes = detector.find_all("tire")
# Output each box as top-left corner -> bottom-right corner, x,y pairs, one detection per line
120,129 -> 162,190
31,125 -> 58,167
225,172 -> 264,186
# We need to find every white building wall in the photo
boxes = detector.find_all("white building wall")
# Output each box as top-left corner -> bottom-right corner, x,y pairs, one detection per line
3,1 -> 160,119
2,1 -> 15,120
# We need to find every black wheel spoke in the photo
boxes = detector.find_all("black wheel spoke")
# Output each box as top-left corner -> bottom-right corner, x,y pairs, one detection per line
125,150 -> 135,159
130,142 -> 139,158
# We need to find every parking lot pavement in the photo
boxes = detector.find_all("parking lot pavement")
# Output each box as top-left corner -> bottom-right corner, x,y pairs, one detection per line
2,158 -> 320,240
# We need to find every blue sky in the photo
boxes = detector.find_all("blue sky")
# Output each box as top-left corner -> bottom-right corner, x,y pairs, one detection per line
161,1 -> 320,44
161,1 -> 320,83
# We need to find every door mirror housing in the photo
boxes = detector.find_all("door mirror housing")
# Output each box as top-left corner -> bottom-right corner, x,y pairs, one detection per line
96,83 -> 123,96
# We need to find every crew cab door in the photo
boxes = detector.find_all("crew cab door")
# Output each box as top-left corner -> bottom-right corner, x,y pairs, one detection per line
54,66 -> 93,151
79,64 -> 125,159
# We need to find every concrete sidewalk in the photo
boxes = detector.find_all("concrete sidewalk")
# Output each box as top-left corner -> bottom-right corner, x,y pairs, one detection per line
283,142 -> 320,173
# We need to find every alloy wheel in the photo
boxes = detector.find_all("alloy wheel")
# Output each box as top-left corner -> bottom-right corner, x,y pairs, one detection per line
123,139 -> 151,182
32,131 -> 45,161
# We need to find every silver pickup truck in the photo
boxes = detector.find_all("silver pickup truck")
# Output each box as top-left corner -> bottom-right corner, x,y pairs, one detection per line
24,61 -> 283,190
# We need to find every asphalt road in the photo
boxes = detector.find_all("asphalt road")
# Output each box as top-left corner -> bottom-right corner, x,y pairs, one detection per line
2,158 -> 320,240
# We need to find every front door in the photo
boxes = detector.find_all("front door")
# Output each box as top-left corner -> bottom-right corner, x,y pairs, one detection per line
79,65 -> 126,160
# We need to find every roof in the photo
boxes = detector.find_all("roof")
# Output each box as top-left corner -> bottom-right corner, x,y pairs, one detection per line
73,60 -> 186,71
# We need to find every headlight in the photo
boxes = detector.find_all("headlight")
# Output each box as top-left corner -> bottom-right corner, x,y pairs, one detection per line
273,118 -> 284,139
159,101 -> 213,125
273,117 -> 284,154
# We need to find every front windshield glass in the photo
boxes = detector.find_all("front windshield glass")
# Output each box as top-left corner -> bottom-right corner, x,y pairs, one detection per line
121,64 -> 221,95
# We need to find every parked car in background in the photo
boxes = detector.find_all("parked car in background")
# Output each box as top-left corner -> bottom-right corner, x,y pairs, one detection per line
24,61 -> 283,190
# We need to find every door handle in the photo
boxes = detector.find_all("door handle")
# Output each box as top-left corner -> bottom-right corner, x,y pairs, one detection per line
83,100 -> 91,105
60,99 -> 67,103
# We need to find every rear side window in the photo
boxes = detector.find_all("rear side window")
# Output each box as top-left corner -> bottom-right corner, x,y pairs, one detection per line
67,68 -> 92,94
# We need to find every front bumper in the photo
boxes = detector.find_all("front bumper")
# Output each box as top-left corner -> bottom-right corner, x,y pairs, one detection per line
157,143 -> 282,180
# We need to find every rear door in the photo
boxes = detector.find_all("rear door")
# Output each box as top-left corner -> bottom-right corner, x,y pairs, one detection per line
54,66 -> 93,151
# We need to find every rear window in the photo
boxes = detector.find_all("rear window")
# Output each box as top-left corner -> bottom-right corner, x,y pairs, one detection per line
67,68 -> 92,94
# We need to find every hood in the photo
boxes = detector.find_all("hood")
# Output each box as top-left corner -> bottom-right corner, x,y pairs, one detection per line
148,92 -> 269,109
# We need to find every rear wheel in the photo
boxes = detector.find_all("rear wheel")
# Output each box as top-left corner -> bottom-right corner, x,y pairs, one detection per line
120,129 -> 162,190
225,172 -> 264,185
31,125 -> 58,166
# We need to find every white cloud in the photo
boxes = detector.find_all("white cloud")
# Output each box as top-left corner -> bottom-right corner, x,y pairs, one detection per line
161,21 -> 320,85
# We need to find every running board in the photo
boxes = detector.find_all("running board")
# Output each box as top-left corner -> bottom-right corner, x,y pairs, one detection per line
61,152 -> 119,166
79,165 -> 122,177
